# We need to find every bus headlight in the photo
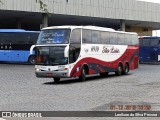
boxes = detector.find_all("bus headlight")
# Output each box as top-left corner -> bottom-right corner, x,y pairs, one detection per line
58,68 -> 68,71
35,68 -> 40,71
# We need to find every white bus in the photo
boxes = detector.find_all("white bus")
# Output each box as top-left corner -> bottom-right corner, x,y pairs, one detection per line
34,26 -> 139,83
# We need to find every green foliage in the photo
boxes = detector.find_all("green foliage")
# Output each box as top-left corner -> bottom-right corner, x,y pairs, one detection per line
0,0 -> 3,4
0,0 -> 48,13
36,0 -> 48,13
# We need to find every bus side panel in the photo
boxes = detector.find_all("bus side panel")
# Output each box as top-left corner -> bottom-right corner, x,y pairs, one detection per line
9,50 -> 29,62
139,46 -> 150,62
0,50 -> 10,61
150,46 -> 159,62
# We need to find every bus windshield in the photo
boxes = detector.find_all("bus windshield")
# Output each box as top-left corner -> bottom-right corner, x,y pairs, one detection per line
36,46 -> 68,65
37,29 -> 71,44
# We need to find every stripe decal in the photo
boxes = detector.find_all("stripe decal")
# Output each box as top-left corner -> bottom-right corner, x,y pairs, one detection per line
70,47 -> 139,77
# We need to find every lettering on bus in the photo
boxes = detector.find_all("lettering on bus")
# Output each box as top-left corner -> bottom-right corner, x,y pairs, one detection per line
0,43 -> 12,50
91,46 -> 99,52
102,46 -> 120,53
42,32 -> 65,44
84,48 -> 89,53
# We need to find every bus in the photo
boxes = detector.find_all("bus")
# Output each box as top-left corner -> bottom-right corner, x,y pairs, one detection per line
34,26 -> 139,82
0,29 -> 39,64
139,36 -> 160,63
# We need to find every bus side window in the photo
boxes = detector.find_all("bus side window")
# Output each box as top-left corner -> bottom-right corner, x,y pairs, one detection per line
69,29 -> 81,63
131,35 -> 138,45
142,38 -> 150,46
82,29 -> 91,43
150,38 -> 158,46
117,33 -> 124,45
92,30 -> 101,44
109,32 -> 118,44
101,31 -> 110,44
70,29 -> 81,43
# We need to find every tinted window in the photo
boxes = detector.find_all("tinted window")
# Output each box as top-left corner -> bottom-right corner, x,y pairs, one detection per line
37,29 -> 70,44
82,29 -> 91,43
139,38 -> 143,46
69,44 -> 80,63
0,32 -> 39,44
142,38 -> 150,46
150,38 -> 159,46
36,46 -> 67,65
70,29 -> 81,43
109,32 -> 118,44
131,34 -> 138,45
124,34 -> 132,45
101,32 -> 110,44
92,31 -> 101,44
117,33 -> 124,45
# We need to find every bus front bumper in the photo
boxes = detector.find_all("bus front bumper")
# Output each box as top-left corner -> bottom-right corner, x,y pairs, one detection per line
35,70 -> 69,78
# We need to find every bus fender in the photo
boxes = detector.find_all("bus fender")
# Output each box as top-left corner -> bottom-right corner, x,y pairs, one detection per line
80,63 -> 89,75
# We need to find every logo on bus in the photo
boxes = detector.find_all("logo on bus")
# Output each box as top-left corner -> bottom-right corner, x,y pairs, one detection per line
84,48 -> 89,53
0,44 -> 12,50
91,46 -> 99,52
102,46 -> 120,53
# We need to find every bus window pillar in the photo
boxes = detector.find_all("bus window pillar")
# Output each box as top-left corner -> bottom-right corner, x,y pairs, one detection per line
120,19 -> 126,31
41,13 -> 48,29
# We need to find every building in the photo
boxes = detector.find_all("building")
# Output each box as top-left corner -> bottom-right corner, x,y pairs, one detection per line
1,0 -> 160,35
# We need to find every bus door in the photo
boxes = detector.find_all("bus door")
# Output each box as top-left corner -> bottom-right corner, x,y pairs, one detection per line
69,29 -> 81,72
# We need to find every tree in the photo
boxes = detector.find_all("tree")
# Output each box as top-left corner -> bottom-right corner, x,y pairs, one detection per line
0,0 -> 48,13
36,0 -> 48,13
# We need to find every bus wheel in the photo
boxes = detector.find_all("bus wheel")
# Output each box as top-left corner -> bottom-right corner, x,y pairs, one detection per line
28,55 -> 36,64
115,63 -> 123,76
79,66 -> 87,81
100,72 -> 108,77
53,78 -> 60,83
123,63 -> 129,75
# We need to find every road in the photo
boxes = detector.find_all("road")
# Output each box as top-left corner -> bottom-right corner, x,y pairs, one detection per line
0,63 -> 160,118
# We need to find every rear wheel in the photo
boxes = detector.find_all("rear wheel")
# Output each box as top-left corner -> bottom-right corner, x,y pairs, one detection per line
53,78 -> 60,83
28,55 -> 36,64
79,66 -> 87,81
123,63 -> 129,75
115,63 -> 123,76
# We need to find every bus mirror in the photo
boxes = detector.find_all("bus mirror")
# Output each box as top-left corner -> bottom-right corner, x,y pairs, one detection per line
64,46 -> 69,57
30,45 -> 36,55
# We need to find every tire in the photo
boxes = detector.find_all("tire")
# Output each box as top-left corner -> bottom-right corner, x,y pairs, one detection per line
100,72 -> 108,77
79,66 -> 87,81
115,63 -> 123,76
28,55 -> 36,64
123,63 -> 129,75
53,78 -> 60,83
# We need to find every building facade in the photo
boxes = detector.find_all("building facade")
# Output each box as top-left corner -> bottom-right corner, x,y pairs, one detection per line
1,0 -> 160,35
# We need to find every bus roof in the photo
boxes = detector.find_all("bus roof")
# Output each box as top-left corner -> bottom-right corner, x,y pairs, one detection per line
42,25 -> 137,35
0,29 -> 39,33
139,36 -> 160,39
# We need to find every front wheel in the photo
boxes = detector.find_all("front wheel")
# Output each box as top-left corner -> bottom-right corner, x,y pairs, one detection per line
53,78 -> 60,83
28,55 -> 36,64
79,66 -> 87,81
115,63 -> 123,76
